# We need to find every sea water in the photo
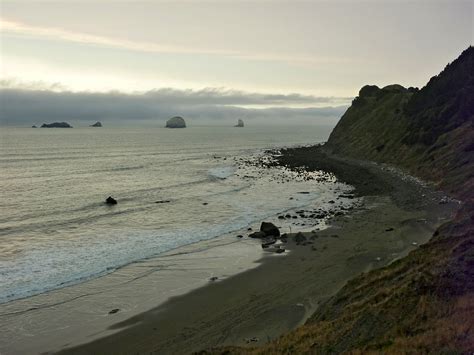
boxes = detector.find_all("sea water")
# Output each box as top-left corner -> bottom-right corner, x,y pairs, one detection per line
0,125 -> 340,303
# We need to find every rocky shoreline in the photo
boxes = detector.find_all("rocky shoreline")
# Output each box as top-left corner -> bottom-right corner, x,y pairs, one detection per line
56,145 -> 458,355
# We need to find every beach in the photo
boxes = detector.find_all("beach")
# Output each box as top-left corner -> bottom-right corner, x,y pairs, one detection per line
44,147 -> 458,355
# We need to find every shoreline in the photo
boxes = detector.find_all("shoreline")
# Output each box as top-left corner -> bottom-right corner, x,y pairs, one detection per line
0,145 -> 355,355
55,147 -> 458,355
0,141 -> 337,306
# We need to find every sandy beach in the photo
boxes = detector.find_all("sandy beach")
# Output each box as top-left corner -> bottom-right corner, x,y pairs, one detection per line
47,147 -> 458,355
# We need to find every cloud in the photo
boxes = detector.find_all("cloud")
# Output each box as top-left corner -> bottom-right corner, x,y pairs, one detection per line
0,86 -> 349,126
0,18 -> 347,66
0,18 -> 238,57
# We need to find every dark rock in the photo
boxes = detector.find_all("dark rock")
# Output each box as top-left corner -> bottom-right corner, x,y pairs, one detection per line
249,231 -> 266,239
247,227 -> 252,231
155,200 -> 170,204
234,119 -> 244,127
105,196 -> 117,205
209,276 -> 218,281
260,222 -> 280,237
275,248 -> 285,254
285,214 -> 292,218
89,121 -> 102,127
31,125 -> 37,128
294,232 -> 307,243
40,122 -> 72,128
236,235 -> 243,238
385,227 -> 395,232
109,309 -> 120,314
328,200 -> 335,204
261,237 -> 276,248
278,215 -> 285,219
202,202 -> 208,205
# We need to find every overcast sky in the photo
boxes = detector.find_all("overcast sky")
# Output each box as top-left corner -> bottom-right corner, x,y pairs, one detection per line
0,0 -> 472,125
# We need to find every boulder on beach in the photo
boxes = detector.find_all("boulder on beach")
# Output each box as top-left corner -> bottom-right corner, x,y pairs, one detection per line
40,122 -> 73,128
32,125 -> 37,128
235,119 -> 244,127
105,196 -> 117,205
260,222 -> 280,237
90,121 -> 102,127
166,116 -> 186,128
249,231 -> 266,239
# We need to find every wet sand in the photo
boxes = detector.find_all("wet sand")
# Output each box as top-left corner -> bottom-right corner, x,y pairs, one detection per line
56,148 -> 458,355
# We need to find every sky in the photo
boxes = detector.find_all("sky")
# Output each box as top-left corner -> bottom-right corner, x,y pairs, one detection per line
0,0 -> 472,125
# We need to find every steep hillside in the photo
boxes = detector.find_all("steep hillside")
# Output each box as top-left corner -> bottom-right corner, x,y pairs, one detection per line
205,47 -> 474,354
325,46 -> 474,199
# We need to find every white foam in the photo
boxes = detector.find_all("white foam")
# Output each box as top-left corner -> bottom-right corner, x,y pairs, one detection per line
208,166 -> 236,179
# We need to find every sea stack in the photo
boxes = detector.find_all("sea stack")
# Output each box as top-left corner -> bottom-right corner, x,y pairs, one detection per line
40,122 -> 73,128
166,116 -> 186,128
235,119 -> 244,127
90,121 -> 102,127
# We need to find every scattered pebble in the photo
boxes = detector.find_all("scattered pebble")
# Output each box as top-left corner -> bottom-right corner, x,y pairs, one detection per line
109,308 -> 120,314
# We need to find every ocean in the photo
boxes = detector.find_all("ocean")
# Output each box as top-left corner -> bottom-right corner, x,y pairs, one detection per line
0,125 -> 345,304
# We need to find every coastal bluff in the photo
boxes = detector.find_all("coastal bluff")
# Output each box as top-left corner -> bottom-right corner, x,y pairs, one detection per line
325,46 -> 473,198
165,116 -> 186,128
214,46 -> 474,354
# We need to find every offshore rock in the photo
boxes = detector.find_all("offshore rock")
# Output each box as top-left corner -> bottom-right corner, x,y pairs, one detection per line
166,116 -> 186,128
40,122 -> 72,128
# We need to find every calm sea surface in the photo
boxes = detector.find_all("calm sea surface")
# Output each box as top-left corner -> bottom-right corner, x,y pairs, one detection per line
0,125 -> 335,303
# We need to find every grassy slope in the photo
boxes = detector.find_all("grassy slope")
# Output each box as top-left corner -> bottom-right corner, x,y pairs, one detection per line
325,47 -> 474,199
204,48 -> 474,354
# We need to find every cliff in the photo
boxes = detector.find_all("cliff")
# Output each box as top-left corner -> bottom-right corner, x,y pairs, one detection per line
325,46 -> 474,199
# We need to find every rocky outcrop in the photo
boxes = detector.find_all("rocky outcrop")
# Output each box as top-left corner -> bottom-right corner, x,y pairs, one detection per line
40,122 -> 73,128
105,196 -> 117,205
235,119 -> 244,127
166,116 -> 186,128
90,121 -> 102,127
260,222 -> 280,237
